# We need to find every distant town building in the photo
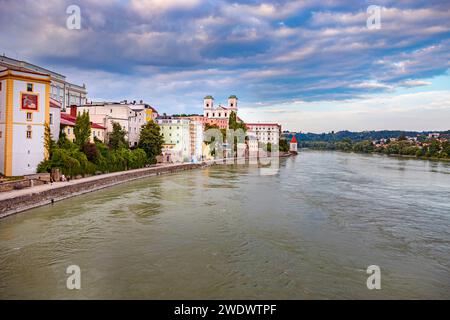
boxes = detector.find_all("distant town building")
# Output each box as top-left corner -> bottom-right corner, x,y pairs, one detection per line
0,65 -> 51,176
428,133 -> 440,139
0,55 -> 87,110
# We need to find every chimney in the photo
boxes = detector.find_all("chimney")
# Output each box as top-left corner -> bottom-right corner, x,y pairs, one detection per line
70,106 -> 77,117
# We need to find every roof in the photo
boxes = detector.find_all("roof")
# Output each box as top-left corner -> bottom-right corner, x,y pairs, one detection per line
60,112 -> 106,129
204,95 -> 214,99
246,123 -> 281,127
290,136 -> 297,143
228,95 -> 238,99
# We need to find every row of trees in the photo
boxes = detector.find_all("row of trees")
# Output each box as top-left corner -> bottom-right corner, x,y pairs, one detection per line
38,112 -> 164,178
300,138 -> 450,159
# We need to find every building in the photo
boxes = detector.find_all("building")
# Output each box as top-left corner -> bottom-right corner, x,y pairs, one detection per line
289,136 -> 298,154
246,123 -> 281,146
60,112 -> 106,143
201,95 -> 239,129
49,98 -> 61,140
156,117 -> 192,163
0,65 -> 51,176
0,55 -> 87,110
76,101 -> 151,147
189,120 -> 204,162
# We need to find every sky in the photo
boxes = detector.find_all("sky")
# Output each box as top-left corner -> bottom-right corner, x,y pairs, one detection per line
1,0 -> 449,133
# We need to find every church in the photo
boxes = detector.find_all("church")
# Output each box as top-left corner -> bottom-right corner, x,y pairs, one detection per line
203,95 -> 238,120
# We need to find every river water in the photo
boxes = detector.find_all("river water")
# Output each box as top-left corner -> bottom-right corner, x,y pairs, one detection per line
0,151 -> 449,299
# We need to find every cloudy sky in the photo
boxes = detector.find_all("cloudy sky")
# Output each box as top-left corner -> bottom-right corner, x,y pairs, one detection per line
1,0 -> 449,132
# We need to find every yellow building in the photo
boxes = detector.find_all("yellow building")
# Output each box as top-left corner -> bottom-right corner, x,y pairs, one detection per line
0,66 -> 51,176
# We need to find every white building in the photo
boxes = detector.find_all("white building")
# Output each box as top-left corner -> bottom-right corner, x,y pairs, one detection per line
49,98 -> 61,140
156,117 -> 192,163
203,95 -> 238,120
76,101 -> 147,147
0,65 -> 51,176
246,123 -> 281,146
0,55 -> 87,110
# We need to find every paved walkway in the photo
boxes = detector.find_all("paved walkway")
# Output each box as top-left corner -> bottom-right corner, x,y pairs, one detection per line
0,163 -> 192,201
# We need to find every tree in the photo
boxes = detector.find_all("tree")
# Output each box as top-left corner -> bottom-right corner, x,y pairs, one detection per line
108,122 -> 127,150
74,111 -> 91,147
43,122 -> 55,159
138,121 -> 164,164
279,138 -> 289,152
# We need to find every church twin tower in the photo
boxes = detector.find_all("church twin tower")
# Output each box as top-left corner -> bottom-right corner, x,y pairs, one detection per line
203,95 -> 238,119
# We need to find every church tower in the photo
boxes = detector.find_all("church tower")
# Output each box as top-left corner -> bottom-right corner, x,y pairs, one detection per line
203,95 -> 214,118
228,95 -> 238,112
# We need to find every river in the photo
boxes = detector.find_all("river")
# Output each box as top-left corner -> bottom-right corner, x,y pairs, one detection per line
0,150 -> 449,299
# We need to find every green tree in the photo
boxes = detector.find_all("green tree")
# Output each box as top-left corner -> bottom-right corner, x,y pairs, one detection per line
138,121 -> 164,164
108,122 -> 127,150
43,122 -> 55,159
279,138 -> 289,152
74,111 -> 91,147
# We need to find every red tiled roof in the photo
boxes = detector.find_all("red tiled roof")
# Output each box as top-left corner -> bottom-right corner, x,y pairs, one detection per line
60,112 -> 106,129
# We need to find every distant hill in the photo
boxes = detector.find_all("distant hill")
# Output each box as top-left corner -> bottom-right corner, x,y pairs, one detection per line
282,130 -> 450,143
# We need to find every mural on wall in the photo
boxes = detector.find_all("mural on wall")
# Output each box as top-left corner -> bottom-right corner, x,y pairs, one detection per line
21,93 -> 38,111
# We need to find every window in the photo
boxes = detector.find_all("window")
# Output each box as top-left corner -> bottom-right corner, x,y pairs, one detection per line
230,103 -> 233,107
26,112 -> 32,121
206,103 -> 209,107
206,113 -> 209,117
0,82 -> 2,91
26,126 -> 32,139
0,131 -> 2,138
27,83 -> 33,92
49,113 -> 53,124
67,128 -> 71,134
219,113 -> 221,117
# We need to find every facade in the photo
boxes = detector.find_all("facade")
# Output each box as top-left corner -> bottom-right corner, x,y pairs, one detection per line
156,117 -> 191,163
246,123 -> 281,146
49,98 -> 61,140
0,65 -> 51,176
60,112 -> 106,143
189,121 -> 204,162
0,55 -> 87,110
202,95 -> 238,129
76,101 -> 149,147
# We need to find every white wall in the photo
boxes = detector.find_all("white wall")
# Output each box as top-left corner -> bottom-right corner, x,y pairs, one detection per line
11,79 -> 47,176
